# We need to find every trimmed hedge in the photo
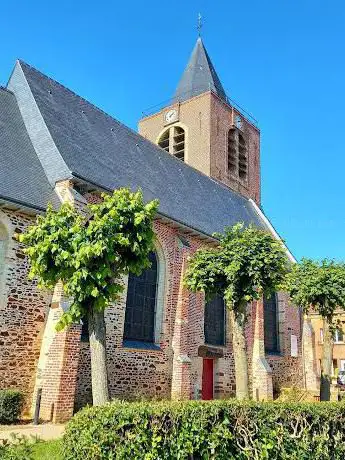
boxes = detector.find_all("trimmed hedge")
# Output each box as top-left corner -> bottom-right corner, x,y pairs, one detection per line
0,390 -> 24,424
63,400 -> 345,459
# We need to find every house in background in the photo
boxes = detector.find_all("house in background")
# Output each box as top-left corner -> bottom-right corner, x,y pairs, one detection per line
310,312 -> 345,377
0,37 -> 318,422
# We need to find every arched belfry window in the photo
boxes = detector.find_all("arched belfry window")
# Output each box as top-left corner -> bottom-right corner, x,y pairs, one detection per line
124,251 -> 158,343
158,126 -> 185,161
0,223 -> 8,289
204,294 -> 226,346
264,293 -> 280,353
227,127 -> 248,181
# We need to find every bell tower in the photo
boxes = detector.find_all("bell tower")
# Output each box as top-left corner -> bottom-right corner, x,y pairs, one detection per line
138,37 -> 261,205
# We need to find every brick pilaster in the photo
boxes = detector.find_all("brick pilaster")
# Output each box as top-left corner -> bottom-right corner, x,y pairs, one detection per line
251,299 -> 273,400
31,180 -> 84,422
32,283 -> 81,422
171,248 -> 192,399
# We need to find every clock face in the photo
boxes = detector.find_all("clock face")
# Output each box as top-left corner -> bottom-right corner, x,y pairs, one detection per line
165,109 -> 177,124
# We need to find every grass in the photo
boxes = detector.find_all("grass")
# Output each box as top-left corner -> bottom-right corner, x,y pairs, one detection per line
32,439 -> 62,460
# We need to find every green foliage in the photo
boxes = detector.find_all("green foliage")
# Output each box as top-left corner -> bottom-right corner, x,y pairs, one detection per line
0,435 -> 34,460
285,258 -> 345,322
63,399 -> 345,459
184,223 -> 289,311
0,436 -> 62,460
19,188 -> 159,329
0,390 -> 24,424
32,439 -> 62,460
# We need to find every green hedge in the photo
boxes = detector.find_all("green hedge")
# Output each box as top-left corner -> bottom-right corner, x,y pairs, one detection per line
63,400 -> 345,459
0,390 -> 24,424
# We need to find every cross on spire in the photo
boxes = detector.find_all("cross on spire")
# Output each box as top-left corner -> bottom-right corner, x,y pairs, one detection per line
197,13 -> 202,37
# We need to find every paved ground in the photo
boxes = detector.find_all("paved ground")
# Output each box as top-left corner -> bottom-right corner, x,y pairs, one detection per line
0,423 -> 64,441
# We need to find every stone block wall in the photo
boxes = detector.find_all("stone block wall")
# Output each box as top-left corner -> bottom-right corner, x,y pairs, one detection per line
0,208 -> 51,413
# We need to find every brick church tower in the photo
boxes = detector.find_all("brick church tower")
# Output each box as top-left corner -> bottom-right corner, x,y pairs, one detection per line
139,37 -> 261,205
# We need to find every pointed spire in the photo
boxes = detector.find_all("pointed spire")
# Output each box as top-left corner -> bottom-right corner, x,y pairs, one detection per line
173,37 -> 227,104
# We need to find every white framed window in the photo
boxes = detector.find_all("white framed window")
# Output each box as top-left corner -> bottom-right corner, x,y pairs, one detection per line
334,328 -> 344,343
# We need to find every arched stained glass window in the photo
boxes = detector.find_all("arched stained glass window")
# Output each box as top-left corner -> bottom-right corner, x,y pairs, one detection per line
124,251 -> 158,343
204,294 -> 226,346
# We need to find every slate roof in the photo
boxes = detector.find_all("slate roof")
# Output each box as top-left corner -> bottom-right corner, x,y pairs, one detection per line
174,37 -> 227,104
5,59 -> 266,236
0,86 -> 57,211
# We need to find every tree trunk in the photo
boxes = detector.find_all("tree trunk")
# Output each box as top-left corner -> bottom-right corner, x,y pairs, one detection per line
88,307 -> 109,405
320,317 -> 333,401
229,305 -> 249,399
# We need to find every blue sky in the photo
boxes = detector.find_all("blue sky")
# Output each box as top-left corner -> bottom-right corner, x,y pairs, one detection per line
1,1 -> 344,261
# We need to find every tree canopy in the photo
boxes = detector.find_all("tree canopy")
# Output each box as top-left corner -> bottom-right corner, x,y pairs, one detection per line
285,258 -> 345,322
184,223 -> 289,311
20,188 -> 159,330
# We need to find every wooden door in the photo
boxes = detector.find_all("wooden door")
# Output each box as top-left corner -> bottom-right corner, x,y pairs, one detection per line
202,359 -> 214,400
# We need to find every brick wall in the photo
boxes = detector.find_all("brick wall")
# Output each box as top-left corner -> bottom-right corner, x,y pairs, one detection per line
0,193 -> 306,420
139,92 -> 261,205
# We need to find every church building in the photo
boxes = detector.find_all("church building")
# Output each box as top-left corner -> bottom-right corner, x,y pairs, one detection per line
0,38 -> 318,422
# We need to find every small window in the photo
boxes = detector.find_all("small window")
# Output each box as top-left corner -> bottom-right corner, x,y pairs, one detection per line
264,293 -> 279,353
81,318 -> 89,342
124,252 -> 158,343
158,126 -> 185,161
204,294 -> 226,346
320,328 -> 324,343
334,328 -> 344,343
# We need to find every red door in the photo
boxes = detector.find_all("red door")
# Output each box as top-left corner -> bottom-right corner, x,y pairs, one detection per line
202,359 -> 214,400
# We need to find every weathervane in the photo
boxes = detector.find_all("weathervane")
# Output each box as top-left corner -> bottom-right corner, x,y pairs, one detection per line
197,13 -> 202,37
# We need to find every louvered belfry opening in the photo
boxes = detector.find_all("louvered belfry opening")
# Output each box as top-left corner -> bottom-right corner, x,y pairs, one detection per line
227,128 -> 248,181
158,126 -> 185,162
227,129 -> 237,174
158,129 -> 170,152
173,126 -> 185,161
264,293 -> 279,353
204,294 -> 226,346
238,133 -> 248,180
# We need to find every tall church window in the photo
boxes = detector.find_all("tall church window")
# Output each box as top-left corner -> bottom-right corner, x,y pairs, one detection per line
158,126 -> 185,161
204,294 -> 226,346
124,251 -> 158,343
227,128 -> 248,181
264,293 -> 279,353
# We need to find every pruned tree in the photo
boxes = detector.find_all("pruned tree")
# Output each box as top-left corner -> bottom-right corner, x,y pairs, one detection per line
285,259 -> 345,401
184,223 -> 289,399
19,188 -> 158,405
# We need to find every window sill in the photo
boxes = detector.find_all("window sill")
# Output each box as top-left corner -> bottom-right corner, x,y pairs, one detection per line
122,340 -> 162,351
265,351 -> 282,357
